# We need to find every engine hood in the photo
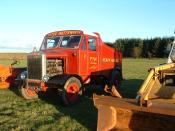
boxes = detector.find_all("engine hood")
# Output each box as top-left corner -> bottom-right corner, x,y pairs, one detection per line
39,48 -> 76,59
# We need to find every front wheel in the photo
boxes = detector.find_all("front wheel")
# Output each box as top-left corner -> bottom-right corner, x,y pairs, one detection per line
19,82 -> 38,99
61,77 -> 82,106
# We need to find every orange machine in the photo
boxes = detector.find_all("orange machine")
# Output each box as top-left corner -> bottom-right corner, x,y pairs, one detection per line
0,64 -> 11,88
0,60 -> 26,89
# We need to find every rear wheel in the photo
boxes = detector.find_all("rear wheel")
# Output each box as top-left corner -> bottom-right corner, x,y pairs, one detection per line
61,77 -> 82,105
19,82 -> 38,99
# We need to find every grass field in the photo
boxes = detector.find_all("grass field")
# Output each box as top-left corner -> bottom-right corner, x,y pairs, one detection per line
0,58 -> 166,131
0,53 -> 27,60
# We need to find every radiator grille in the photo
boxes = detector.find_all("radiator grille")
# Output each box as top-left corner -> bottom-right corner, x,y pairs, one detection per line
27,53 -> 64,80
27,54 -> 45,80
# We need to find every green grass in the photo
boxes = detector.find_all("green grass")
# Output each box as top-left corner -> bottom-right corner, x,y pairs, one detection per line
0,59 -> 26,67
0,58 -> 166,131
121,58 -> 166,98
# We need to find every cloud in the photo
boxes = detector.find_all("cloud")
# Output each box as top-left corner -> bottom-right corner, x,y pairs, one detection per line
0,32 -> 43,52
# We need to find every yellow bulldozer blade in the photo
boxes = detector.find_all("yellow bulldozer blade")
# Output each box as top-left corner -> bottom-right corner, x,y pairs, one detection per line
94,94 -> 175,131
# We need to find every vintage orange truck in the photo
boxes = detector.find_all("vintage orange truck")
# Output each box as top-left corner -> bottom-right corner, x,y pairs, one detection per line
18,30 -> 122,105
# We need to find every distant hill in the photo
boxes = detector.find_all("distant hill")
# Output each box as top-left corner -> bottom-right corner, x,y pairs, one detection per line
0,53 -> 28,60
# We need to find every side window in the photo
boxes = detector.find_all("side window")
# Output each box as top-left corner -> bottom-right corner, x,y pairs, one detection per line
88,37 -> 96,51
81,37 -> 86,50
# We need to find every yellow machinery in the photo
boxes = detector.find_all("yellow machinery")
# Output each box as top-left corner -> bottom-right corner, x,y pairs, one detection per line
94,40 -> 175,131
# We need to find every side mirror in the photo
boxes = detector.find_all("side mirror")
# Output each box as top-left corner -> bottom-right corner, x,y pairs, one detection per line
32,47 -> 38,53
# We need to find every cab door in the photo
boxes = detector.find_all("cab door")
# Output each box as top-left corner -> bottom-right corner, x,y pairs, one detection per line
87,36 -> 99,74
79,36 -> 88,75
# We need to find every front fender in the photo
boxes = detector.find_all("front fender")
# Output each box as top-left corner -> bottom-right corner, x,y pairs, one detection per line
15,71 -> 28,81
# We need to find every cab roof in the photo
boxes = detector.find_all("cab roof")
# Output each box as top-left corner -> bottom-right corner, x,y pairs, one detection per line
46,30 -> 98,37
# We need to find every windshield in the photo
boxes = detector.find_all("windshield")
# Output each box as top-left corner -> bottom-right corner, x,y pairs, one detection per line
40,35 -> 81,50
60,35 -> 81,48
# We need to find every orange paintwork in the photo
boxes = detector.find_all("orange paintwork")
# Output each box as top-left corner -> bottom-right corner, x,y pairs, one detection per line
40,81 -> 48,92
0,63 -> 26,89
0,64 -> 11,89
66,83 -> 80,102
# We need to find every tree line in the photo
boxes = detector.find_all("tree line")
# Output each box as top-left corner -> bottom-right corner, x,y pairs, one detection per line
106,37 -> 174,58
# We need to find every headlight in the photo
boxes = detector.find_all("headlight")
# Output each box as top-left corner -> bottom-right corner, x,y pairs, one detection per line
20,73 -> 26,80
42,75 -> 49,82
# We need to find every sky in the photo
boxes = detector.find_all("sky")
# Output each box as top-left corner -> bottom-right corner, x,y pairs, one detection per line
0,0 -> 175,52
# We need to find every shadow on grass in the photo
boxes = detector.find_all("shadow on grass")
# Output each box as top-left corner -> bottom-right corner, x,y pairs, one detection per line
121,79 -> 144,98
37,86 -> 101,131
32,78 -> 143,130
8,79 -> 143,130
8,86 -> 99,130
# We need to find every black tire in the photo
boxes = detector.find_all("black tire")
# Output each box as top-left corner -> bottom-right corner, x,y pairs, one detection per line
19,82 -> 38,100
61,77 -> 82,106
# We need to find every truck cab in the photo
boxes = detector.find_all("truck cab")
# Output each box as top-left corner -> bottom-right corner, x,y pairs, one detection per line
19,30 -> 122,105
